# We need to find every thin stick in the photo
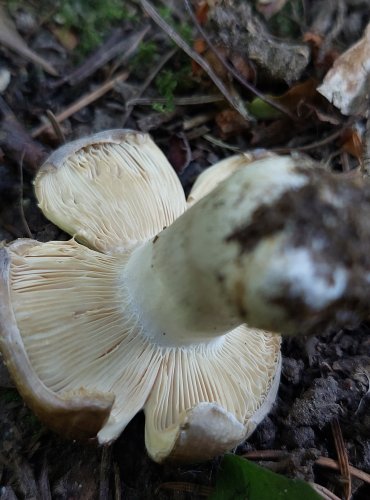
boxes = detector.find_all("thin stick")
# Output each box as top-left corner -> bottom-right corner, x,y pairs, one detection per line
242,450 -> 288,460
183,0 -> 296,121
331,419 -> 351,500
19,150 -> 33,239
45,110 -> 65,144
67,26 -> 148,87
113,462 -> 121,500
140,0 -> 255,123
183,111 -> 215,130
243,449 -> 370,486
310,482 -> 342,500
272,126 -> 345,154
0,5 -> 58,76
127,94 -> 224,106
0,96 -> 47,173
99,446 -> 111,500
31,71 -> 129,138
363,113 -> 370,175
122,47 -> 177,126
203,133 -> 242,152
316,457 -> 370,485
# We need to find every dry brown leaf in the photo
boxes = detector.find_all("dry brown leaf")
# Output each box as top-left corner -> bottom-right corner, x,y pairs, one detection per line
50,26 -> 78,51
341,128 -> 363,162
275,78 -> 318,115
248,78 -> 321,120
195,0 -> 210,25
215,108 -> 250,138
317,23 -> 370,116
230,53 -> 256,82
0,5 -> 58,76
303,31 -> 340,71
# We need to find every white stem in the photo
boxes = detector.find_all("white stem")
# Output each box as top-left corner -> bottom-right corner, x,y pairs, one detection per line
124,155 -> 370,342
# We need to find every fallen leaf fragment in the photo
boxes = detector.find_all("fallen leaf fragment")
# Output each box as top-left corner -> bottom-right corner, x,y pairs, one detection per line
0,5 -> 58,76
215,108 -> 250,137
341,127 -> 363,162
50,26 -> 78,51
317,23 -> 370,116
248,79 -> 319,120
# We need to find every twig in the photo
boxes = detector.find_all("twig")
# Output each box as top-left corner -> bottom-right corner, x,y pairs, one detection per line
183,0 -> 296,121
45,110 -> 65,144
99,446 -> 112,500
183,111 -> 215,130
241,450 -> 288,460
317,0 -> 345,62
126,94 -> 223,106
272,126 -> 346,154
0,96 -> 47,173
31,71 -> 129,138
310,482 -> 342,500
38,457 -> 52,500
331,419 -> 351,500
18,150 -> 33,239
316,457 -> 370,485
0,5 -> 58,76
109,26 -> 151,76
54,26 -> 149,88
363,113 -> 370,175
122,47 -> 177,126
113,461 -> 121,500
203,133 -> 242,152
140,0 -> 255,122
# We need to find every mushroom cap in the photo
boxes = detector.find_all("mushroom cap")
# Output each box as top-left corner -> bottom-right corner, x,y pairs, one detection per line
0,130 -> 281,462
187,150 -> 278,207
0,241 -> 115,439
34,129 -> 187,253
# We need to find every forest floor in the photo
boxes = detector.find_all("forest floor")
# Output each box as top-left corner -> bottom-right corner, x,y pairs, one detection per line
0,1 -> 369,499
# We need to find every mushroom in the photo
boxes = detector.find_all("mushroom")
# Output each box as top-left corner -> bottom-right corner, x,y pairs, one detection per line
1,130 -> 370,463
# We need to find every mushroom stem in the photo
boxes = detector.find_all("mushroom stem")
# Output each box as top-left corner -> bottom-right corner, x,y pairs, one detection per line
126,156 -> 370,340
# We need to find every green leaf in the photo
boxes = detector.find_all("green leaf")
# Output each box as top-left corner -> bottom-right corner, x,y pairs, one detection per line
210,455 -> 322,500
247,97 -> 282,120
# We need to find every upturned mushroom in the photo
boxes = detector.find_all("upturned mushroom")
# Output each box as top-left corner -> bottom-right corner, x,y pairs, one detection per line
1,130 -> 370,463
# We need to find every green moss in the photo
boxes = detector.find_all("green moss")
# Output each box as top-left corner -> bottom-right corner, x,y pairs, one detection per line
154,69 -> 178,112
153,63 -> 193,112
130,41 -> 157,70
55,0 -> 133,56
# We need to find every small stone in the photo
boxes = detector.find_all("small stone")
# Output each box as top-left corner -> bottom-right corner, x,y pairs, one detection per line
0,67 -> 11,93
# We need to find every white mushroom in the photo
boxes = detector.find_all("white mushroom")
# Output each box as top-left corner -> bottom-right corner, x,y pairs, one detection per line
1,130 -> 369,463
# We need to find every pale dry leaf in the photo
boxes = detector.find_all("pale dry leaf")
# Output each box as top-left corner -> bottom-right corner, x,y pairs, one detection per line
0,5 -> 58,76
317,23 -> 370,116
